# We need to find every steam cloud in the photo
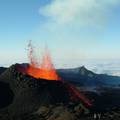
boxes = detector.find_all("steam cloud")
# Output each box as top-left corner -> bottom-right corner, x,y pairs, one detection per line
35,0 -> 120,67
39,0 -> 120,27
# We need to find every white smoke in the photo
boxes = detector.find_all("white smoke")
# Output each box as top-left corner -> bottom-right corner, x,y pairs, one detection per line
39,0 -> 120,27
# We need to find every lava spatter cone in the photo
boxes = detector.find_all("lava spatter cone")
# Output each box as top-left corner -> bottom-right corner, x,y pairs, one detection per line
0,42 -> 92,117
0,64 -> 71,115
17,44 -> 92,107
0,63 -> 92,116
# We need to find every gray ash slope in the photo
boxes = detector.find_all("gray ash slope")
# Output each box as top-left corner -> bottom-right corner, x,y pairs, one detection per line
0,64 -> 87,117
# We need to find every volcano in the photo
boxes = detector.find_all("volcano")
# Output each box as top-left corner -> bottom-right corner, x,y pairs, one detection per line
0,62 -> 92,119
17,42 -> 92,107
0,64 -> 91,119
0,42 -> 92,119
0,65 -> 70,113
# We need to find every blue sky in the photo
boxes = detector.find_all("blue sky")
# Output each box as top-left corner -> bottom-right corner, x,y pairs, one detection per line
0,0 -> 120,67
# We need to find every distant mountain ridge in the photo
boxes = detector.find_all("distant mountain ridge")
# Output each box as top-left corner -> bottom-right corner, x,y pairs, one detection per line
57,66 -> 120,87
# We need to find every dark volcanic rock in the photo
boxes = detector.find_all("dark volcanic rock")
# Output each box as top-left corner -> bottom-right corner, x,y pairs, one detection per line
0,81 -> 14,109
0,65 -> 68,113
0,64 -> 120,120
0,67 -> 7,75
0,64 -> 89,119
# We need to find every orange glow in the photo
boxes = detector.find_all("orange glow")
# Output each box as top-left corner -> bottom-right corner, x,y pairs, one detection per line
27,64 -> 61,80
26,41 -> 61,80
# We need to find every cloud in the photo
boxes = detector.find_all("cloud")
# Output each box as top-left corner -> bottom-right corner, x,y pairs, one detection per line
39,0 -> 120,27
34,0 -> 120,64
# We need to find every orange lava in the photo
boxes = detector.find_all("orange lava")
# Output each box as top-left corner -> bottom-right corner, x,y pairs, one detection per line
26,41 -> 61,80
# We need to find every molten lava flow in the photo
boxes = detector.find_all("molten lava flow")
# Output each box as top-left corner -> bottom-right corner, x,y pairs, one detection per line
26,41 -> 61,80
64,82 -> 92,107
